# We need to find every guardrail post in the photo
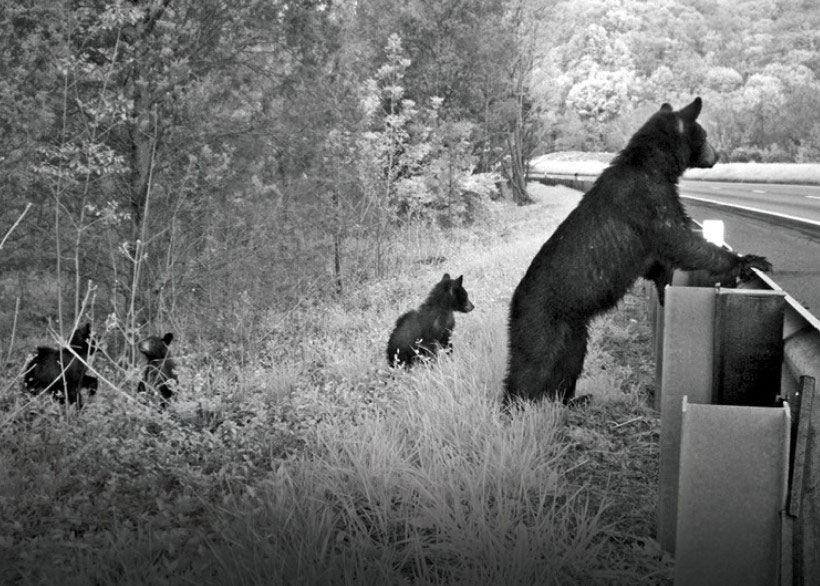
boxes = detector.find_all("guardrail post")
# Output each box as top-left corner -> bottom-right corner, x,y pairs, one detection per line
785,376 -> 819,586
657,286 -> 786,553
713,290 -> 785,406
657,287 -> 717,552
674,398 -> 791,586
648,269 -> 705,411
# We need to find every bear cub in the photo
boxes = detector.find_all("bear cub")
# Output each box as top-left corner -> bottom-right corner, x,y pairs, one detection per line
387,273 -> 475,367
137,332 -> 178,404
23,322 -> 97,406
504,97 -> 771,406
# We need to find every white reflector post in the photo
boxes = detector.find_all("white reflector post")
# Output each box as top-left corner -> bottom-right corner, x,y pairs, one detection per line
702,219 -> 725,246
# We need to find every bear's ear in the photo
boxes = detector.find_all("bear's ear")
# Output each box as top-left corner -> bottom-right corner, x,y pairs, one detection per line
162,332 -> 174,345
660,103 -> 673,112
73,323 -> 91,342
679,97 -> 703,122
441,273 -> 451,281
454,275 -> 463,287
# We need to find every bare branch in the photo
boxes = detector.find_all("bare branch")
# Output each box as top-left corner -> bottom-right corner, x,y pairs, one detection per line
0,203 -> 32,252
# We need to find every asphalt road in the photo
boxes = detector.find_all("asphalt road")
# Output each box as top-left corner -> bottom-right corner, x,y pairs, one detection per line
679,179 -> 820,224
679,180 -> 820,316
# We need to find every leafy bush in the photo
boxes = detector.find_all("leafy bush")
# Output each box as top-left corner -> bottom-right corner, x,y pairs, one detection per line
728,146 -> 764,163
761,144 -> 794,163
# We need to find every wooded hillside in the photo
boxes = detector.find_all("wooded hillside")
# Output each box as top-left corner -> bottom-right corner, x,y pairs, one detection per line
539,0 -> 820,161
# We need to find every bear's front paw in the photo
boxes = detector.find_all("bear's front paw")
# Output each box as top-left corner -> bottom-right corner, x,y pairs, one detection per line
738,254 -> 772,280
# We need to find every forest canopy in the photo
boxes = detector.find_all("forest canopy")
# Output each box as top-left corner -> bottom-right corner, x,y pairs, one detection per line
538,0 -> 820,160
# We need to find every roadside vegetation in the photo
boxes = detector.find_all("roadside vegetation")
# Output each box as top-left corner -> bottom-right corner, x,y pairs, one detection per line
7,1 -> 818,582
1,184 -> 670,584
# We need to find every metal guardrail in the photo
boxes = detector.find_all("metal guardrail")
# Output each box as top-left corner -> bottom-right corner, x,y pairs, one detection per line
529,172 -> 597,193
742,270 -> 820,397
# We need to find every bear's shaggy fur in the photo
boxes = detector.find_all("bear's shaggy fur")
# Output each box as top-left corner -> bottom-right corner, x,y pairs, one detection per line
387,273 -> 475,367
137,332 -> 178,404
504,98 -> 771,405
23,322 -> 97,406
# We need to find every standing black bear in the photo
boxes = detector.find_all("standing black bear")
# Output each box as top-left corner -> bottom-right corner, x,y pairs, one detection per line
504,97 -> 771,405
137,332 -> 178,404
387,273 -> 475,367
23,322 -> 97,406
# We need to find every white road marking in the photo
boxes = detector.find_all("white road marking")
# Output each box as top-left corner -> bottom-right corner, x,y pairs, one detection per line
679,194 -> 820,228
807,195 -> 820,200
753,189 -> 766,194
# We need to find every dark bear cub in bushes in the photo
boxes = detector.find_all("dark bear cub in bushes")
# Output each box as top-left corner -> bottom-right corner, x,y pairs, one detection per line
387,273 -> 475,367
137,332 -> 178,404
24,322 -> 97,406
504,97 -> 771,406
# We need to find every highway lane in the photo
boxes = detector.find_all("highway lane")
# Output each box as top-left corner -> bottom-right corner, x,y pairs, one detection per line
679,179 -> 820,225
681,191 -> 820,317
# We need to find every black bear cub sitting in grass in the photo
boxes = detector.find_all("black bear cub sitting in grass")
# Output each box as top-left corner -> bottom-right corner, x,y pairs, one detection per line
387,273 -> 475,367
137,332 -> 178,405
23,322 -> 97,407
504,97 -> 772,407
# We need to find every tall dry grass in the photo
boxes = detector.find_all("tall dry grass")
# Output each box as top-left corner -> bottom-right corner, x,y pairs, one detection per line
0,184 -> 670,584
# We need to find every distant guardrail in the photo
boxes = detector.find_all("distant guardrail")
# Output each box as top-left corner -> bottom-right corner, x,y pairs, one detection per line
528,172 -> 597,193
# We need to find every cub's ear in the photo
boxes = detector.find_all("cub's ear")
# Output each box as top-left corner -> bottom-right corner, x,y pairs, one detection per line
454,275 -> 463,287
441,273 -> 451,281
679,96 -> 703,122
660,103 -> 674,112
162,332 -> 174,345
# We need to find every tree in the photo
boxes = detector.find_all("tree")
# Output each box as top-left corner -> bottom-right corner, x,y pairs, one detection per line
535,0 -> 820,161
0,0 -> 345,335
349,0 -> 548,205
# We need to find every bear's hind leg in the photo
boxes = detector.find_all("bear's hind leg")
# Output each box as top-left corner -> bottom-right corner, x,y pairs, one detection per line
503,319 -> 586,405
503,356 -> 555,406
550,321 -> 589,404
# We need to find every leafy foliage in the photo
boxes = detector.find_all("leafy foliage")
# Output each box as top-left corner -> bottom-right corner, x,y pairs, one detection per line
1,0 -> 541,347
538,0 -> 820,159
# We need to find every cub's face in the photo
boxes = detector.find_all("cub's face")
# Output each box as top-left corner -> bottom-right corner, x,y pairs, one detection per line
69,323 -> 96,355
450,276 -> 475,314
139,332 -> 174,361
439,273 -> 475,314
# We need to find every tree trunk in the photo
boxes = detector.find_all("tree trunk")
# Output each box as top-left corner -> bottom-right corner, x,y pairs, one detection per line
331,190 -> 344,296
506,125 -> 533,205
126,84 -> 159,329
